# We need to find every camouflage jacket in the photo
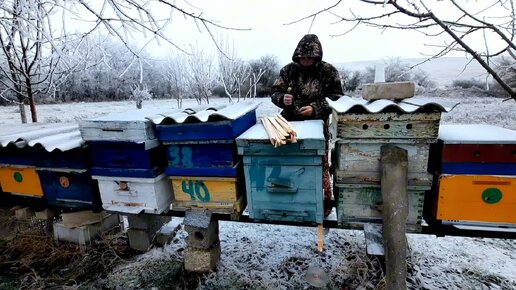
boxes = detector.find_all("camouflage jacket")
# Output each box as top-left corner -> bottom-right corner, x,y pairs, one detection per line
271,34 -> 343,122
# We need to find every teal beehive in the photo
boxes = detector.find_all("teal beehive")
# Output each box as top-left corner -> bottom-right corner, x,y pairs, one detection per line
236,120 -> 325,224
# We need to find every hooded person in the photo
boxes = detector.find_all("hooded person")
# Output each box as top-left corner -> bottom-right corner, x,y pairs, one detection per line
271,34 -> 343,122
271,34 -> 344,216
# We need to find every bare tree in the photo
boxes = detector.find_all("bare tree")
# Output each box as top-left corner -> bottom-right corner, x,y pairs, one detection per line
291,0 -> 516,101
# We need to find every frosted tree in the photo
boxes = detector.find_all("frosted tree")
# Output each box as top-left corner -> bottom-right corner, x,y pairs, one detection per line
294,0 -> 516,101
160,55 -> 188,108
0,0 -> 249,123
185,47 -> 216,104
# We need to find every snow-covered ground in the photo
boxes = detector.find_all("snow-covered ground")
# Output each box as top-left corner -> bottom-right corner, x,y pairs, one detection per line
1,94 -> 515,289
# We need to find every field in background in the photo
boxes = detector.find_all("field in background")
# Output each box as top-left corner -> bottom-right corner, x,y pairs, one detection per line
338,57 -> 487,87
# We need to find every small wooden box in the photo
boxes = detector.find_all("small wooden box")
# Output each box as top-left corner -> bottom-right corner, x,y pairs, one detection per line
237,121 -> 325,224
334,141 -> 432,186
170,176 -> 244,216
156,110 -> 256,142
335,183 -> 428,233
38,170 -> 99,209
332,112 -> 441,141
92,173 -> 172,214
164,141 -> 240,177
0,166 -> 43,197
435,175 -> 516,224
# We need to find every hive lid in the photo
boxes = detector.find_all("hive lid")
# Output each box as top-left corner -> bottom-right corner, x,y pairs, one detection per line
439,124 -> 516,144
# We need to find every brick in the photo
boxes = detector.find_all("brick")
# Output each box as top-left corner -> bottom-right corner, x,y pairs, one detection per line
184,243 -> 221,272
362,81 -> 415,100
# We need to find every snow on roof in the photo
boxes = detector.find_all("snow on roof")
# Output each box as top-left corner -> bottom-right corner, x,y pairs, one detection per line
237,120 -> 325,141
439,124 -> 516,144
327,95 -> 459,114
148,101 -> 259,124
0,123 -> 84,152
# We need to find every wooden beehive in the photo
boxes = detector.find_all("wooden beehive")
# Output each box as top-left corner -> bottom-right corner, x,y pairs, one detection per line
328,96 -> 451,232
237,120 -> 325,224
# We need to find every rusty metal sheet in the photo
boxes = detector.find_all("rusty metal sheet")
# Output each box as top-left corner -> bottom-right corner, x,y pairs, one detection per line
0,123 -> 83,152
327,95 -> 459,114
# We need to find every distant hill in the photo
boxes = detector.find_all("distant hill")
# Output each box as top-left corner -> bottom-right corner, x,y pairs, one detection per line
336,57 -> 487,86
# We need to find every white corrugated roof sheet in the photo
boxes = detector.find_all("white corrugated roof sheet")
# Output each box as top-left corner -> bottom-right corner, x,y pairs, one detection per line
148,102 -> 259,124
0,123 -> 84,152
327,95 -> 459,113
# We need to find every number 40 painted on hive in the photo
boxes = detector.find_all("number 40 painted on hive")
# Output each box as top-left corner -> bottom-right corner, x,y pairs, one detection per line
182,180 -> 211,202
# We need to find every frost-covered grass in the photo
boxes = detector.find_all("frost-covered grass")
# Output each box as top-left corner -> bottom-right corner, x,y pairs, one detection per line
1,93 -> 515,289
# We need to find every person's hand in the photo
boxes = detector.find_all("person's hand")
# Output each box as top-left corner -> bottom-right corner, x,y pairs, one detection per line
298,106 -> 313,116
283,94 -> 293,106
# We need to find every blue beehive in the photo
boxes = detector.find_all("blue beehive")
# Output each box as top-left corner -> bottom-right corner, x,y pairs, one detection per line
236,120 -> 325,224
0,123 -> 99,209
79,108 -> 173,214
155,103 -> 257,177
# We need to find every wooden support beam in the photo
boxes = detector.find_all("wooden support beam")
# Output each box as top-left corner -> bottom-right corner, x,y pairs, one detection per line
381,145 -> 408,290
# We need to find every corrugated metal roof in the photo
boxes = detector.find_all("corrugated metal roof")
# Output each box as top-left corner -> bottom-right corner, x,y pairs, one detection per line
148,102 -> 259,124
327,95 -> 459,113
0,123 -> 84,152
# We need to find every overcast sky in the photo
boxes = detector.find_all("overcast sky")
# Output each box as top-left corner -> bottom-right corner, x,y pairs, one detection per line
136,0 -> 509,66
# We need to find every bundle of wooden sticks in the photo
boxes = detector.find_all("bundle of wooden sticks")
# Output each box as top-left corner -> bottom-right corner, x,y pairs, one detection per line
261,115 -> 297,147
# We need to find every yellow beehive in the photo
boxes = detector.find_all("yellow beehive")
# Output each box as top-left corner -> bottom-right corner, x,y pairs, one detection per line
436,175 -> 516,224
0,166 -> 43,197
170,176 -> 244,216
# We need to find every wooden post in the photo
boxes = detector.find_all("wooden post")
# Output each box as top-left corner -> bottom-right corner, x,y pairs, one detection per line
381,145 -> 408,290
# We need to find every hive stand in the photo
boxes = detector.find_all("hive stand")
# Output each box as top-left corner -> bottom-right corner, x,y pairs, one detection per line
183,209 -> 221,272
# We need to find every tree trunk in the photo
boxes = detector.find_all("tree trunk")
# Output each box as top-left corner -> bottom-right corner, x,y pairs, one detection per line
381,145 -> 408,290
18,101 -> 27,124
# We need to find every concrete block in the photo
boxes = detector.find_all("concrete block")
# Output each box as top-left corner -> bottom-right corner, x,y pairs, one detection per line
185,220 -> 219,249
127,214 -> 170,231
362,81 -> 415,100
127,228 -> 154,251
15,207 -> 34,220
35,208 -> 57,220
184,243 -> 221,272
184,210 -> 219,249
53,213 -> 120,246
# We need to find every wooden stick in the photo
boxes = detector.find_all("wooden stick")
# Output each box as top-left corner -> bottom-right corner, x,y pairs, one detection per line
261,118 -> 278,146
